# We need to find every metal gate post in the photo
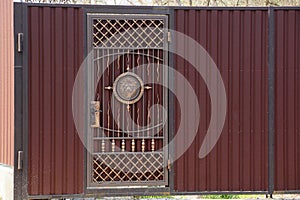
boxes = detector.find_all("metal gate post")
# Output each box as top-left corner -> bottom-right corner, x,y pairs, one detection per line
14,3 -> 29,200
268,6 -> 275,197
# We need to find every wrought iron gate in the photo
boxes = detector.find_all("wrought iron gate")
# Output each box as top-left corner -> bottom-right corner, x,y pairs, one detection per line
87,14 -> 169,187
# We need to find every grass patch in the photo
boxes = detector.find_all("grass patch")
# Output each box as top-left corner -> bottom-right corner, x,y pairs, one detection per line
134,196 -> 174,199
201,194 -> 263,199
201,194 -> 239,199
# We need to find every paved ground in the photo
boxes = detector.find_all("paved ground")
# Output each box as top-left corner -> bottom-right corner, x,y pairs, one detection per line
95,194 -> 300,200
103,194 -> 300,200
72,194 -> 300,200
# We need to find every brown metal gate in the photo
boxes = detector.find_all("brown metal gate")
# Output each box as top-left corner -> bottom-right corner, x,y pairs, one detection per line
87,14 -> 169,187
13,3 -> 300,198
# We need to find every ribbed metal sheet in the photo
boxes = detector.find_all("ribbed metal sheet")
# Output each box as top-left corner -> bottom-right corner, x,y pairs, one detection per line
27,6 -> 84,195
173,9 -> 269,192
274,9 -> 300,191
0,0 -> 14,167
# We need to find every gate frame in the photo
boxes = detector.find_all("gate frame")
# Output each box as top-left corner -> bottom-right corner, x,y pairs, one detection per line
85,12 -> 170,189
83,7 -> 175,196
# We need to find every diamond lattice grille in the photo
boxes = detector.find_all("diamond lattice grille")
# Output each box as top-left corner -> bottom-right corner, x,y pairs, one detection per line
93,19 -> 165,48
93,152 -> 164,183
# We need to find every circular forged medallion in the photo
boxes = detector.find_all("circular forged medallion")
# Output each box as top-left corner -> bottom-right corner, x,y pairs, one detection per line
113,72 -> 144,104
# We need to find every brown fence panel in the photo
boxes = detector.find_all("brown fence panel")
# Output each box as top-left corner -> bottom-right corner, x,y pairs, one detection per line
0,0 -> 14,167
173,9 -> 269,192
27,6 -> 84,195
274,9 -> 300,191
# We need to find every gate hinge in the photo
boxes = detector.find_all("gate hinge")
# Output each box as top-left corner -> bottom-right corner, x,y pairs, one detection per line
17,33 -> 24,53
167,159 -> 171,170
167,31 -> 171,42
17,151 -> 23,170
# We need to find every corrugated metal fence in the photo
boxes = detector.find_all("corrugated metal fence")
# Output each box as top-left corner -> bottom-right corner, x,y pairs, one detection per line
10,3 -> 300,199
174,9 -> 269,192
274,9 -> 300,191
26,6 -> 84,195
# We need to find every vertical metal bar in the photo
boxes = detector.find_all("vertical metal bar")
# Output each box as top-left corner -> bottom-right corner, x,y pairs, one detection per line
106,48 -> 110,151
152,48 -> 155,152
85,12 -> 91,190
117,48 -> 121,141
163,16 -> 169,185
92,47 -> 95,156
96,49 -> 99,153
168,9 -> 175,193
137,49 -> 140,141
147,49 -> 151,150
158,57 -> 160,149
102,48 -> 105,152
132,48 -> 135,152
122,49 -> 125,152
268,7 -> 275,196
112,49 -> 115,152
90,17 -> 97,184
141,49 -> 145,152
126,49 -> 130,152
